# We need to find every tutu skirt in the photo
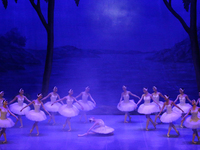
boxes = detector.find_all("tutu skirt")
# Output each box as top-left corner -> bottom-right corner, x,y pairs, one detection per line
138,103 -> 158,114
117,100 -> 136,112
26,110 -> 47,121
0,118 -> 15,128
58,104 -> 79,117
151,101 -> 164,113
184,117 -> 200,129
173,103 -> 192,113
160,111 -> 181,123
10,103 -> 30,115
92,126 -> 114,134
74,100 -> 95,111
44,102 -> 62,112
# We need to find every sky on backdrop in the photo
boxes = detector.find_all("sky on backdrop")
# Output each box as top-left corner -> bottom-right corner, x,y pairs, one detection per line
0,0 -> 200,51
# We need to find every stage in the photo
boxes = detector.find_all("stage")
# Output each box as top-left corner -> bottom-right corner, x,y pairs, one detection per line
0,115 -> 199,150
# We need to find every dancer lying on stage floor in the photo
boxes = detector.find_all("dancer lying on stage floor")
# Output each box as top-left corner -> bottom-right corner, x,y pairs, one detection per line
0,100 -> 18,144
9,88 -> 31,128
52,89 -> 84,131
74,86 -> 96,122
151,86 -> 165,124
173,88 -> 192,128
182,100 -> 200,144
117,85 -> 140,123
41,86 -> 63,125
157,95 -> 184,137
78,117 -> 114,137
136,88 -> 161,131
20,93 -> 51,136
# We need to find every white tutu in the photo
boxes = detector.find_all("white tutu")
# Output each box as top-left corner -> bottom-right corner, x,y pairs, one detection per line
44,102 -> 62,112
160,111 -> 181,123
58,104 -> 79,117
173,103 -> 192,113
138,103 -> 158,114
0,118 -> 15,128
117,100 -> 136,112
92,126 -> 114,134
74,100 -> 95,111
26,110 -> 47,122
184,116 -> 200,129
151,101 -> 164,113
9,103 -> 30,115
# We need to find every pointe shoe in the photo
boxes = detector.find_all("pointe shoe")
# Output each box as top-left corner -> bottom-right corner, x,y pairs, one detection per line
192,141 -> 197,144
19,125 -> 23,128
52,122 -> 56,126
180,125 -> 184,128
36,132 -> 39,136
146,128 -> 149,131
68,128 -> 71,132
167,134 -> 170,137
2,140 -> 7,144
153,123 -> 156,129
124,121 -> 128,123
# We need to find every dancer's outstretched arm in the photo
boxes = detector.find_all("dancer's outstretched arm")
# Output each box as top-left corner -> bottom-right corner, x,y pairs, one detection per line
89,94 -> 96,105
7,108 -> 18,120
41,93 -> 51,101
78,122 -> 98,137
185,95 -> 192,104
20,101 -> 34,112
174,95 -> 179,103
73,97 -> 84,110
172,101 -> 184,113
24,96 -> 31,103
159,92 -> 165,99
52,97 -> 66,105
181,109 -> 191,122
75,92 -> 83,99
136,95 -> 144,106
57,94 -> 64,104
157,103 -> 166,118
129,92 -> 140,99
8,96 -> 18,104
41,102 -> 51,117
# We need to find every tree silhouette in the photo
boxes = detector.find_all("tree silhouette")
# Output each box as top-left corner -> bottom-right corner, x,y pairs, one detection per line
163,0 -> 200,91
2,0 -> 80,95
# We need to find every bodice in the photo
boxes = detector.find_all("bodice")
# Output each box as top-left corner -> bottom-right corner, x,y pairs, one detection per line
0,107 -> 8,120
144,96 -> 151,105
50,94 -> 57,103
82,93 -> 89,102
152,94 -> 159,103
17,96 -> 24,106
66,97 -> 74,108
166,104 -> 172,114
179,96 -> 186,105
190,107 -> 199,122
34,102 -> 41,112
123,93 -> 130,102
98,119 -> 105,127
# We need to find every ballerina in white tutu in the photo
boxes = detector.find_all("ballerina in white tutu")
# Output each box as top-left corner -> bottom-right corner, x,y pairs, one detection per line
173,88 -> 192,127
41,86 -> 63,125
181,100 -> 200,144
74,87 -> 96,122
117,86 -> 140,123
78,117 -> 114,137
20,93 -> 51,136
136,88 -> 161,130
52,89 -> 84,131
151,86 -> 165,124
9,88 -> 31,128
0,100 -> 18,144
157,95 -> 184,137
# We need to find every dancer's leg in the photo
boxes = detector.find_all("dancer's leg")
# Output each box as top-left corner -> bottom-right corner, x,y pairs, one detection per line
35,122 -> 39,136
146,115 -> 150,131
124,113 -> 128,123
167,123 -> 172,137
52,112 -> 56,125
149,116 -> 156,129
67,118 -> 71,131
192,129 -> 197,144
127,112 -> 132,122
19,115 -> 23,128
30,122 -> 36,133
172,123 -> 179,135
2,128 -> 7,143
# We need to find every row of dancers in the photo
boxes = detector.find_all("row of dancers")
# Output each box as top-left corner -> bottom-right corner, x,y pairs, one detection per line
0,86 -> 200,144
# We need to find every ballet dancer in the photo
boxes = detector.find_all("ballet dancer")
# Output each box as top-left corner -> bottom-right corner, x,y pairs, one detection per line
74,86 -> 96,122
173,88 -> 192,127
157,95 -> 184,137
0,91 -> 6,107
151,86 -> 165,124
20,93 -> 51,136
181,100 -> 200,144
0,100 -> 18,143
41,86 -> 63,125
9,88 -> 31,128
136,88 -> 161,130
52,89 -> 84,131
117,86 -> 140,123
78,117 -> 114,137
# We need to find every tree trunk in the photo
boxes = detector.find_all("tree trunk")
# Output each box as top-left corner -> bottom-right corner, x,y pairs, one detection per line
42,0 -> 55,95
190,0 -> 200,91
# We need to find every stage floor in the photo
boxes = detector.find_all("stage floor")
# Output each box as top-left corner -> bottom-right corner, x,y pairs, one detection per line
0,115 -> 199,150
